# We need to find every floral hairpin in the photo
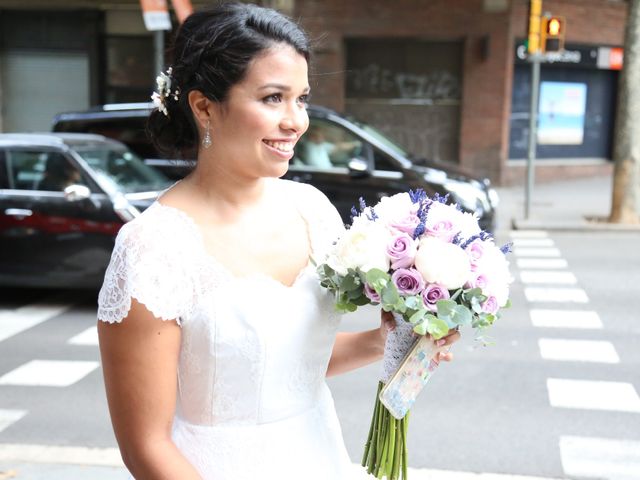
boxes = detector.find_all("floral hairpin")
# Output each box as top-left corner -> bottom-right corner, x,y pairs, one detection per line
151,67 -> 180,117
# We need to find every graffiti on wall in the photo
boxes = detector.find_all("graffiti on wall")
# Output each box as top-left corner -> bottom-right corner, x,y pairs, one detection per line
347,63 -> 461,101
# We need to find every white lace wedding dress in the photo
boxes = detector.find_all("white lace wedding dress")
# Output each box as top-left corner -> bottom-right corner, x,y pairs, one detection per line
97,180 -> 362,479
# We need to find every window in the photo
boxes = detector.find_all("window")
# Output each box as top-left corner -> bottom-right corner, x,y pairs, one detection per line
6,150 -> 85,192
0,151 -> 8,189
105,36 -> 155,103
373,149 -> 402,173
293,119 -> 363,170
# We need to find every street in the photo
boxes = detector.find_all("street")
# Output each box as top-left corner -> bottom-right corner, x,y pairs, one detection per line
1,228 -> 639,479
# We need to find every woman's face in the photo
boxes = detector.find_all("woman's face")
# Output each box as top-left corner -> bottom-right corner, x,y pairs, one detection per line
208,44 -> 310,179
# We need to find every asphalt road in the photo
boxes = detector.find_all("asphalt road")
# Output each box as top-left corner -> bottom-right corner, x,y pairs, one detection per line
0,229 -> 639,479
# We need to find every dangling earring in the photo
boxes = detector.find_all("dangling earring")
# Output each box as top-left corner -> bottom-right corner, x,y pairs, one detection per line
202,120 -> 212,149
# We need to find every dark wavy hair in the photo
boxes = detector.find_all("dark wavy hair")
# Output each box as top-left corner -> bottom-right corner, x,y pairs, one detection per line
147,2 -> 310,158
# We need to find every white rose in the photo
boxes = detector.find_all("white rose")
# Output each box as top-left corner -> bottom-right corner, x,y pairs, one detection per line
371,193 -> 416,227
327,221 -> 391,275
414,237 -> 471,289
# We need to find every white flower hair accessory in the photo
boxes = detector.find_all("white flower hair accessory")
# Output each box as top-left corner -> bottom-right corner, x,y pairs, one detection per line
151,67 -> 180,117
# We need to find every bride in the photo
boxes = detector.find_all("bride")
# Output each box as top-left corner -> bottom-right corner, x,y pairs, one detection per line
97,3 -> 459,479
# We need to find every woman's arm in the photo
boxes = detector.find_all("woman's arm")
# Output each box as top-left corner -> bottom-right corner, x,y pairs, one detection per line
326,311 -> 460,377
98,299 -> 202,479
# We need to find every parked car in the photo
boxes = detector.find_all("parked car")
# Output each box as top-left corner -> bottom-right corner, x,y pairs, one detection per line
0,133 -> 172,288
52,103 -> 499,231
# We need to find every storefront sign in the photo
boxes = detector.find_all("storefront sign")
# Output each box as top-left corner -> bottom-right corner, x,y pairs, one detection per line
515,41 -> 623,70
140,0 -> 171,31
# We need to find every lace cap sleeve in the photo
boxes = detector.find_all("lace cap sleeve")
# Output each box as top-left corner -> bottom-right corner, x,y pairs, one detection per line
292,181 -> 346,263
97,215 -> 195,325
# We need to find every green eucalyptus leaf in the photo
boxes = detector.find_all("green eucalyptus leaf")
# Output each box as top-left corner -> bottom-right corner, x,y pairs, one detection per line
381,284 -> 400,307
426,315 -> 449,339
413,321 -> 428,335
404,295 -> 421,310
351,295 -> 372,306
451,305 -> 473,326
365,269 -> 390,293
409,309 -> 426,325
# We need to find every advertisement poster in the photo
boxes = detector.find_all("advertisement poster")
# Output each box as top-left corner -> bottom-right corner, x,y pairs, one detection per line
537,81 -> 587,145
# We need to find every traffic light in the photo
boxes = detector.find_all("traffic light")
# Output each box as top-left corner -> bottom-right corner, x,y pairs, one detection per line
540,15 -> 566,52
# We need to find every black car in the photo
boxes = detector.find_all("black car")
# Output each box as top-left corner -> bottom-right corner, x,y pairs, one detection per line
0,133 -> 172,288
52,103 -> 499,231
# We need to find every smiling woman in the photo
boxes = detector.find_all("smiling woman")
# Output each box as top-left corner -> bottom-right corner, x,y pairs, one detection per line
96,3 -> 423,480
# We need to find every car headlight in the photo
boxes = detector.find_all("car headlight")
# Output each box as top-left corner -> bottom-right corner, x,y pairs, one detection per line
444,182 -> 487,214
487,187 -> 500,208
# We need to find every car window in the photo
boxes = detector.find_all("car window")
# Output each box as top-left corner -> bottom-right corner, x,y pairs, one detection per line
0,150 -> 8,189
6,150 -> 86,192
373,148 -> 402,173
73,145 -> 171,193
293,119 -> 363,170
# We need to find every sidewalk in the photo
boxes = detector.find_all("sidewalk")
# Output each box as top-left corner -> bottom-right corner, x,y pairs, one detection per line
495,173 -> 640,233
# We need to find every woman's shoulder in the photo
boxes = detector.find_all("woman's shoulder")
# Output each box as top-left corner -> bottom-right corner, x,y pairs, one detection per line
115,202 -> 200,253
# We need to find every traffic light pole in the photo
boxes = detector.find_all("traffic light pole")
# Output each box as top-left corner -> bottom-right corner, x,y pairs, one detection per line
525,54 -> 541,220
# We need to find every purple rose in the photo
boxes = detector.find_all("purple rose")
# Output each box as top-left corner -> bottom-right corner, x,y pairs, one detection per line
391,268 -> 425,295
389,211 -> 421,235
425,219 -> 456,242
466,239 -> 485,264
466,273 -> 488,290
481,296 -> 499,314
421,283 -> 450,312
386,233 -> 417,269
364,284 -> 381,303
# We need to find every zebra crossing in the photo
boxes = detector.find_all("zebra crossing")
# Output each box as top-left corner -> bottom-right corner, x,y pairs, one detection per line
511,229 -> 640,480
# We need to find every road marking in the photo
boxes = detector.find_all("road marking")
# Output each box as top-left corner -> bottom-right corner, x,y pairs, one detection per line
509,230 -> 549,238
539,338 -> 620,363
547,378 -> 640,413
0,301 -> 73,343
68,326 -> 98,346
511,238 -> 555,247
560,435 -> 640,479
0,360 -> 99,387
0,409 -> 27,434
530,309 -> 603,329
0,443 -> 123,467
516,258 -> 568,269
520,271 -> 577,285
514,247 -> 562,257
0,444 -> 565,479
525,288 -> 589,303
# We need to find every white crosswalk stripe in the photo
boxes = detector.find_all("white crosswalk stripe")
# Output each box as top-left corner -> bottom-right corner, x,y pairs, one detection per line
0,301 -> 73,343
511,238 -> 555,247
559,435 -> 640,480
67,326 -> 99,346
0,409 -> 27,434
525,287 -> 589,303
0,360 -> 99,387
509,230 -> 549,238
547,378 -> 640,413
514,247 -> 562,257
516,258 -> 568,269
538,338 -> 620,363
520,270 -> 577,284
530,309 -> 603,329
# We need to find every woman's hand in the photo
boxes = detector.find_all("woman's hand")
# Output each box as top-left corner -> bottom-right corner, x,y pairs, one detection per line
379,310 -> 461,362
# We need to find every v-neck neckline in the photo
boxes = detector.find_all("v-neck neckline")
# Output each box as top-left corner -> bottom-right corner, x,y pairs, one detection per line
152,189 -> 315,290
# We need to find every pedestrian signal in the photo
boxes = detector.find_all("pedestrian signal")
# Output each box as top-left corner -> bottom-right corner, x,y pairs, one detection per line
540,15 -> 566,53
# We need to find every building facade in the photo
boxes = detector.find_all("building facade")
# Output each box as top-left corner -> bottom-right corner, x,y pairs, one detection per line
0,0 -> 628,185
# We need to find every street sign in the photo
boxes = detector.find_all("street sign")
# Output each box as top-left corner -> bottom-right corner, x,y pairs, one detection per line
140,0 -> 171,31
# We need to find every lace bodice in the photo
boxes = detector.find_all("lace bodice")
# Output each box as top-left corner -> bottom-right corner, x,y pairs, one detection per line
97,180 -> 362,479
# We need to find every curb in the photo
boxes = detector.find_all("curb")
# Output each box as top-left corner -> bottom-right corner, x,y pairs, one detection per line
511,217 -> 640,232
0,444 -> 565,480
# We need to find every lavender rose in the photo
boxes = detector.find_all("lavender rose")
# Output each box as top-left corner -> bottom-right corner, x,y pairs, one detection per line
364,284 -> 381,303
391,268 -> 425,295
421,283 -> 450,312
386,233 -> 417,269
481,296 -> 499,314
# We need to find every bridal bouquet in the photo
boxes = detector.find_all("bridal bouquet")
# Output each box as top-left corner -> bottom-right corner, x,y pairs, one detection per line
316,190 -> 512,480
